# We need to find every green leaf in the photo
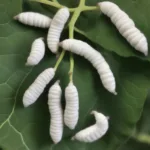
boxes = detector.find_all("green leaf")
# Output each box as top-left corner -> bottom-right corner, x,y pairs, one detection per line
0,0 -> 150,150
120,92 -> 150,150
120,138 -> 150,150
75,0 -> 150,60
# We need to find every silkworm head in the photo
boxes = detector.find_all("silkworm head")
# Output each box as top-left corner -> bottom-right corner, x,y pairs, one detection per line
98,1 -> 119,12
113,91 -> 117,95
106,116 -> 110,120
39,37 -> 44,41
14,15 -> 18,20
55,80 -> 60,85
60,7 -> 70,18
71,136 -> 75,141
25,62 -> 32,66
59,40 -> 70,50
91,111 -> 109,126
142,42 -> 148,56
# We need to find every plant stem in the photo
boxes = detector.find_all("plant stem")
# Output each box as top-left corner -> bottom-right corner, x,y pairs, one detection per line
52,0 -> 59,4
68,0 -> 86,82
83,6 -> 99,11
54,51 -> 65,70
30,0 -> 61,8
132,133 -> 150,145
51,0 -> 99,73
31,0 -> 99,12
30,0 -> 76,12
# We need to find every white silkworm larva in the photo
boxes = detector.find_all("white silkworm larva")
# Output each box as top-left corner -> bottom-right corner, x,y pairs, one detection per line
59,39 -> 116,95
14,12 -> 51,28
48,80 -> 63,144
64,82 -> 79,130
23,68 -> 55,107
98,1 -> 148,56
72,111 -> 109,143
26,37 -> 45,66
47,8 -> 70,53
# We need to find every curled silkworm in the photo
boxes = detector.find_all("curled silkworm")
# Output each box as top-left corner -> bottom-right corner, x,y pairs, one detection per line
59,39 -> 116,95
48,80 -> 63,144
47,8 -> 70,53
64,82 -> 79,129
72,111 -> 109,143
98,1 -> 148,56
23,68 -> 55,107
26,37 -> 45,66
14,12 -> 51,28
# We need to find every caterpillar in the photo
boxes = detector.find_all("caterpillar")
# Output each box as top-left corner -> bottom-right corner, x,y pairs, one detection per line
48,80 -> 63,144
64,82 -> 79,129
47,8 -> 70,53
59,39 -> 117,95
98,1 -> 148,56
26,37 -> 45,66
23,68 -> 55,107
72,111 -> 109,143
14,12 -> 51,28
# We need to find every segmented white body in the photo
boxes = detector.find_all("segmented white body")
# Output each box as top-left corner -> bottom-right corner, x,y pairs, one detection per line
48,81 -> 63,144
72,111 -> 109,143
64,82 -> 79,129
23,68 -> 55,107
60,39 -> 116,95
47,8 -> 70,53
14,12 -> 51,28
98,1 -> 148,56
26,37 -> 45,66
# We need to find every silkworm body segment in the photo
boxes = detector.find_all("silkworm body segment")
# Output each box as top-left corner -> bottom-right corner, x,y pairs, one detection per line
23,68 -> 55,107
26,37 -> 45,66
72,111 -> 109,143
48,81 -> 63,144
98,1 -> 148,56
47,8 -> 70,53
14,12 -> 51,28
59,39 -> 116,95
64,82 -> 79,129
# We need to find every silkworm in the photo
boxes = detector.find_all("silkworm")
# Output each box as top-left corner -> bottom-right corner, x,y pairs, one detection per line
98,1 -> 148,56
14,12 -> 51,28
64,82 -> 79,129
48,80 -> 63,144
26,37 -> 45,66
72,111 -> 109,143
59,39 -> 116,95
47,8 -> 70,53
23,68 -> 55,107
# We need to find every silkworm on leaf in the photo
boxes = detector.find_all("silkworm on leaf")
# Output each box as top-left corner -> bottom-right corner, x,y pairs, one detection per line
48,80 -> 63,144
14,12 -> 51,28
64,82 -> 79,130
23,68 -> 55,107
26,37 -> 45,66
72,111 -> 109,143
59,39 -> 116,95
47,8 -> 70,53
98,1 -> 148,56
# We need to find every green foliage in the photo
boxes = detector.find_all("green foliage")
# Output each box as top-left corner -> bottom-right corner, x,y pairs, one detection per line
121,92 -> 150,150
0,0 -> 150,150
